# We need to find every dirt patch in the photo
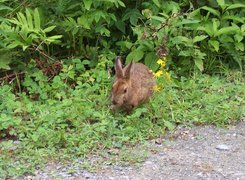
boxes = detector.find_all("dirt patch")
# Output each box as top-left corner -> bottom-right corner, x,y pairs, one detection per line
25,120 -> 245,180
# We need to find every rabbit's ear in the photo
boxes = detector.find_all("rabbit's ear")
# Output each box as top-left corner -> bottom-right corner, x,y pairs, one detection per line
125,61 -> 133,80
115,56 -> 124,78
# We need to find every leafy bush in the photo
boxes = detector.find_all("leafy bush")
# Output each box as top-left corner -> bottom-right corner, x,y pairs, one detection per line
0,0 -> 244,73
123,0 -> 245,74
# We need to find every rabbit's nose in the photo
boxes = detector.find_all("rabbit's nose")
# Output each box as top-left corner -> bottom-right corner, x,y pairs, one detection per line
112,100 -> 117,105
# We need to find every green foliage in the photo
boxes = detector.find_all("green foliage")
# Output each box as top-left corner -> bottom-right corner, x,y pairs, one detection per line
0,0 -> 244,72
122,0 -> 245,74
0,85 -> 21,136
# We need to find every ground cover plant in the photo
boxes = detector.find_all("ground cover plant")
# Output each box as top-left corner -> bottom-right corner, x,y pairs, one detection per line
0,64 -> 244,178
0,0 -> 244,178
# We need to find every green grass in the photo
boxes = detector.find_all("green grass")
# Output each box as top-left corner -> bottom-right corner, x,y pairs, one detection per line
0,69 -> 244,178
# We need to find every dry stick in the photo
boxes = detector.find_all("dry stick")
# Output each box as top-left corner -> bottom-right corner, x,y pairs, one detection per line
28,46 -> 56,61
0,72 -> 25,82
17,32 -> 56,62
149,12 -> 187,40
107,64 -> 111,79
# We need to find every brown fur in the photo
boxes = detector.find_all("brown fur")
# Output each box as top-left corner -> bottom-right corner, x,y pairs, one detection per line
111,56 -> 156,112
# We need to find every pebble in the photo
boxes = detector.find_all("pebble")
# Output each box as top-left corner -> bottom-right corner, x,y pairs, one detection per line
215,144 -> 231,151
159,152 -> 166,156
13,140 -> 21,144
197,172 -> 205,178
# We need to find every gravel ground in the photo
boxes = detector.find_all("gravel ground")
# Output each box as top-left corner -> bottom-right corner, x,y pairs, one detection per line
25,119 -> 245,180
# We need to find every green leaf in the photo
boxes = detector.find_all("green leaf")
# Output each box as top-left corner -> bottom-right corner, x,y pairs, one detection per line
212,18 -> 220,34
179,50 -> 192,56
194,58 -> 204,72
164,121 -> 175,131
151,16 -> 166,22
83,0 -> 92,10
227,3 -> 245,10
26,8 -> 33,29
22,45 -> 29,51
153,0 -> 160,7
45,35 -> 62,43
222,15 -> 244,23
126,49 -> 144,64
172,36 -> 192,45
216,0 -> 226,9
201,6 -> 220,17
118,0 -> 126,7
95,26 -> 110,37
7,42 -> 22,49
208,40 -> 220,52
115,20 -> 125,33
242,24 -> 245,32
193,35 -> 208,43
31,134 -> 38,142
0,5 -> 13,11
130,14 -> 139,26
175,19 -> 200,26
43,26 -> 56,33
93,10 -> 105,22
234,34 -> 243,43
216,0 -> 225,6
144,52 -> 158,71
215,26 -> 239,36
0,51 -> 12,69
34,8 -> 40,29
8,18 -> 21,25
18,12 -> 28,27
77,16 -> 90,29
122,9 -> 142,26
235,42 -> 244,51
47,35 -> 62,40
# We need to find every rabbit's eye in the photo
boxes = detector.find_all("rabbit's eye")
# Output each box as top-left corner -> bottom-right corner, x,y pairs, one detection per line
124,88 -> 127,93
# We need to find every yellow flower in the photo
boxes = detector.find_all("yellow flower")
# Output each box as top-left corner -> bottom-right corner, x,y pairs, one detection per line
154,70 -> 163,77
165,72 -> 171,80
153,85 -> 161,92
157,59 -> 163,64
157,58 -> 166,68
161,61 -> 166,68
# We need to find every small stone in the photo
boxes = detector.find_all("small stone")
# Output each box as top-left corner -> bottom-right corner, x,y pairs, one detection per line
215,144 -> 231,151
108,148 -> 120,155
155,138 -> 162,145
197,172 -> 204,178
13,140 -> 21,144
159,152 -> 166,156
83,172 -> 93,179
144,161 -> 153,165
121,176 -> 130,180
233,172 -> 245,177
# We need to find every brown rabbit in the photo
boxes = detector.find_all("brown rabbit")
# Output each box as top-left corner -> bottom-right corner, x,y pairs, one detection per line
111,56 -> 156,112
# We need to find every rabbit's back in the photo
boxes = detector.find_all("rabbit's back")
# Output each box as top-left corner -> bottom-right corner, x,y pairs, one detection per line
128,63 -> 155,85
125,63 -> 156,104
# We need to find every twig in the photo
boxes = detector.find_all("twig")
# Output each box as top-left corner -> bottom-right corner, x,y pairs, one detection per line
0,72 -> 25,82
28,47 -> 56,61
107,64 -> 111,79
17,32 -> 56,62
